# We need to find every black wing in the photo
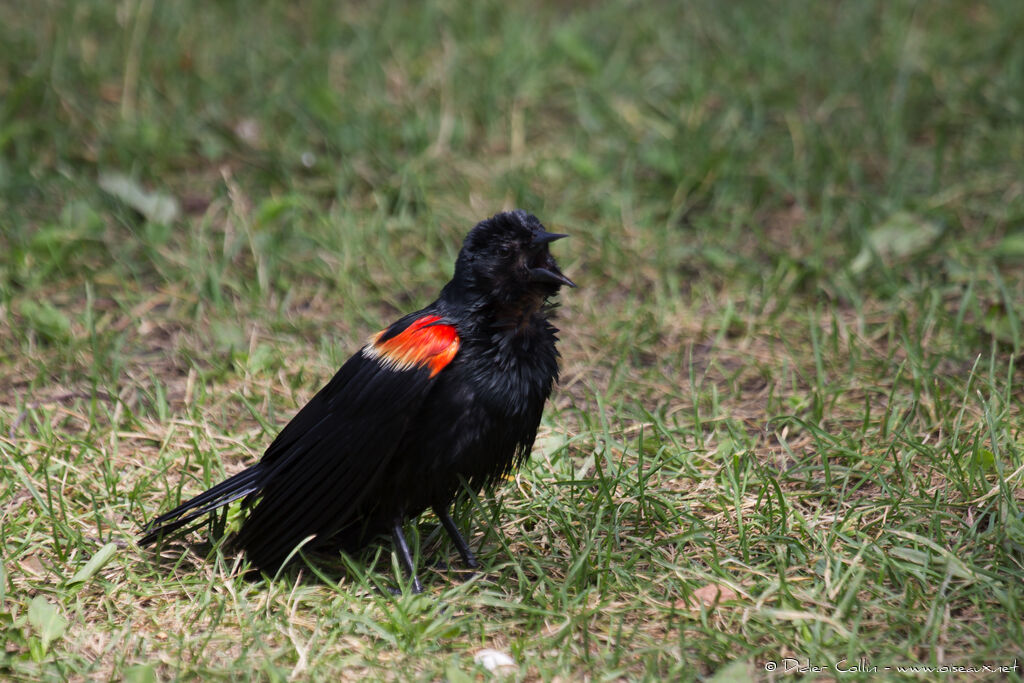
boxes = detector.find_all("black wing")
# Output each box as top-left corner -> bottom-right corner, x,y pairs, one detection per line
231,312 -> 460,570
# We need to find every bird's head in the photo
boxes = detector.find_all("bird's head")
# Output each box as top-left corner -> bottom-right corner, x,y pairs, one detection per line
446,210 -> 575,309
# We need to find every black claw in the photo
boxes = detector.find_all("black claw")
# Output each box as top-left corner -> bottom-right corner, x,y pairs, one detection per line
391,521 -> 423,593
433,505 -> 480,570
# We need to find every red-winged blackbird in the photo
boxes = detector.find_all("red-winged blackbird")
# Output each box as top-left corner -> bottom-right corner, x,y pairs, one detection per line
140,210 -> 573,591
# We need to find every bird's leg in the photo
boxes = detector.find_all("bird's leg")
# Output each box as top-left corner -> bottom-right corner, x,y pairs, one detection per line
433,505 -> 480,570
391,521 -> 423,594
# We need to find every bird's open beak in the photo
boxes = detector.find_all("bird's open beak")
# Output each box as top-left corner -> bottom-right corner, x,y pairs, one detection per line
530,266 -> 576,288
531,231 -> 569,248
529,231 -> 576,288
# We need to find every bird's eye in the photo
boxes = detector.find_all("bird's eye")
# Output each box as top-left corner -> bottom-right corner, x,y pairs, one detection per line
497,244 -> 513,257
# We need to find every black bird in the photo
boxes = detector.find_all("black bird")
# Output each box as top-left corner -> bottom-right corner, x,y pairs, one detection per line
140,210 -> 574,591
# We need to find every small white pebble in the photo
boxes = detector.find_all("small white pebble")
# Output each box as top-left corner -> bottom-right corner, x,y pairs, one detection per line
233,118 -> 261,145
474,648 -> 516,672
301,151 -> 316,167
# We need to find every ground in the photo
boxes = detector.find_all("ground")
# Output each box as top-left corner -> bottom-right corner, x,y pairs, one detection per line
1,1 -> 1023,680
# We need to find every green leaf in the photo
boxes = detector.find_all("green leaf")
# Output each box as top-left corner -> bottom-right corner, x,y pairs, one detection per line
994,232 -> 1024,260
708,659 -> 754,683
534,433 -> 569,460
245,343 -> 282,375
225,499 -> 246,535
982,303 -> 1020,347
28,596 -> 66,653
887,530 -> 976,581
973,448 -> 996,473
850,211 -> 942,274
255,194 -> 307,225
211,320 -> 247,354
59,199 -> 105,235
554,25 -> 600,74
123,664 -> 158,683
19,299 -> 71,342
444,661 -> 474,683
66,542 -> 118,590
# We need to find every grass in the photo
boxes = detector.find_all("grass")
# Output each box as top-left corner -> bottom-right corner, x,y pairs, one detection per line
2,0 -> 1023,679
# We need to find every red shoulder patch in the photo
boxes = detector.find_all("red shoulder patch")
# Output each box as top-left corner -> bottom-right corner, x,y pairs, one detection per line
363,315 -> 459,378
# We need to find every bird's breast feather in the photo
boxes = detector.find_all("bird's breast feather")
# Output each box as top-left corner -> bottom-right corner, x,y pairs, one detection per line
363,314 -> 460,378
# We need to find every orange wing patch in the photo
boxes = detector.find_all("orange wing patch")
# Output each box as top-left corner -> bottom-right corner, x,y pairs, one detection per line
363,315 -> 459,378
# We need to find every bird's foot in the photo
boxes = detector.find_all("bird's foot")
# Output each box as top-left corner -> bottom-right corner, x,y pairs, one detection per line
431,556 -> 479,584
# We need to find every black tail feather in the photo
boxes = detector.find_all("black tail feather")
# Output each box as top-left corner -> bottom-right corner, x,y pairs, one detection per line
139,465 -> 266,545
